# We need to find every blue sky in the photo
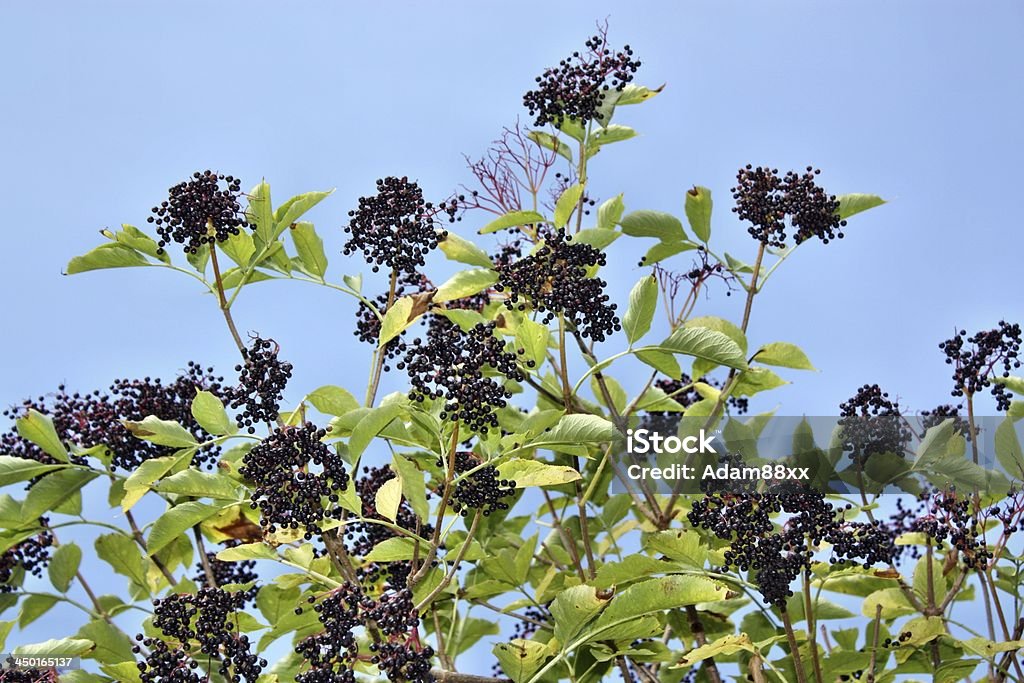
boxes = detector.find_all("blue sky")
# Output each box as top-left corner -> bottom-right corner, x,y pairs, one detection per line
1,0 -> 1022,669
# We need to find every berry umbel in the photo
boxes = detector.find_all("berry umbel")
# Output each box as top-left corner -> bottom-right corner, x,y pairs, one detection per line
148,171 -> 249,255
342,177 -> 457,276
227,336 -> 293,433
448,451 -> 516,517
731,165 -> 846,248
495,229 -> 620,342
838,383 -> 912,465
940,321 -> 1022,412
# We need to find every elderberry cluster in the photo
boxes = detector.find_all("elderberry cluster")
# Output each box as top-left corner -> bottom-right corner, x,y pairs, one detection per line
1,363 -> 226,474
354,272 -> 426,371
495,229 -> 620,342
294,583 -> 434,683
342,177 -> 457,275
401,322 -> 523,434
838,384 -> 912,464
446,451 -> 516,517
148,171 -> 248,255
940,321 -> 1022,411
523,34 -> 641,126
920,404 -> 971,440
731,165 -> 846,248
0,520 -> 53,593
135,588 -> 266,683
907,488 -> 991,569
0,668 -> 58,682
688,488 -> 896,607
192,541 -> 258,604
345,466 -> 432,588
239,423 -> 349,539
227,337 -> 293,433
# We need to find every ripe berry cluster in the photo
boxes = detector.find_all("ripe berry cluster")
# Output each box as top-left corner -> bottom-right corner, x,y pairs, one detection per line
0,667 -> 58,683
907,488 -> 991,569
731,165 -> 846,248
0,520 -> 53,593
342,177 -> 457,276
135,588 -> 266,682
425,289 -> 492,345
522,34 -> 641,127
346,466 -> 432,588
838,384 -> 912,465
688,488 -> 896,607
148,171 -> 248,255
227,337 -> 293,433
940,321 -> 1022,411
239,423 -> 349,539
294,583 -> 434,683
639,376 -> 747,436
495,229 -> 620,342
446,451 -> 516,517
920,404 -> 971,440
1,363 -> 225,474
192,541 -> 259,604
401,322 -> 523,434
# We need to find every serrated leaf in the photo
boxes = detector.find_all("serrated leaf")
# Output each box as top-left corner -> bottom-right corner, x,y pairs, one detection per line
684,186 -> 713,243
996,417 -> 1024,477
148,501 -> 218,556
837,193 -> 885,220
375,477 -> 402,523
273,190 -> 333,235
0,457 -> 66,487
493,639 -> 552,683
349,404 -> 405,458
434,269 -> 497,303
495,459 -> 580,488
66,243 -> 150,274
22,469 -> 97,521
191,390 -> 233,436
573,228 -> 620,250
217,542 -> 277,561
731,368 -> 787,397
657,327 -> 747,370
528,414 -> 618,451
515,318 -> 550,367
551,585 -> 611,645
289,221 -> 327,278
248,181 -> 274,245
18,594 -> 57,628
620,210 -> 686,241
640,240 -> 696,265
95,534 -> 149,594
48,543 -> 82,593
307,386 -> 360,416
122,416 -> 198,448
377,296 -> 417,347
597,194 -> 625,230
13,637 -> 94,657
554,184 -> 584,229
754,342 -> 816,370
623,276 -> 658,345
16,409 -> 69,463
111,224 -> 169,263
154,470 -> 241,500
75,619 -> 135,665
391,454 -> 428,523
635,349 -> 681,379
439,232 -> 494,268
364,537 -> 417,562
480,210 -> 546,235
675,633 -> 754,667
616,83 -> 665,105
528,130 -> 573,163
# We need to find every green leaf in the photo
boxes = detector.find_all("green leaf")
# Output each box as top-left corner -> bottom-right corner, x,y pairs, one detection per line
861,587 -> 916,618
515,318 -> 550,367
378,296 -> 418,347
640,240 -> 697,265
191,390 -> 233,436
66,243 -> 150,274
684,186 -> 713,243
596,194 -> 625,230
685,316 -> 747,356
392,454 -> 429,524
248,181 -> 274,245
154,470 -> 242,500
121,453 -> 186,511
480,210 -> 546,235
527,130 -> 573,163
0,457 -> 66,487
307,386 -> 360,417
996,417 -> 1024,477
122,416 -> 198,448
593,554 -> 677,589
589,124 -> 637,151
528,414 -> 618,450
837,193 -> 885,220
186,243 -> 209,273
22,469 -> 98,521
220,229 -> 256,266
375,476 -> 402,523
657,327 -> 748,370
731,368 -> 788,397
754,342 -> 816,370
581,576 -> 727,643
620,210 -> 686,241
439,233 -> 494,268
495,459 -> 581,488
675,633 -> 754,667
216,542 -> 277,562
110,224 -> 169,263
349,404 -> 406,458
288,221 -> 328,278
16,409 -> 69,463
364,537 -> 417,562
148,501 -> 218,556
95,534 -> 149,593
616,83 -> 665,105
554,184 -> 585,229
994,375 -> 1024,396
623,276 -> 658,345
257,584 -> 300,626
551,585 -> 611,645
49,543 -> 82,592
573,228 -> 620,250
13,637 -> 94,657
434,269 -> 497,303
635,350 -> 681,379
18,594 -> 57,628
493,639 -> 553,683
75,619 -> 135,665
273,190 -> 333,235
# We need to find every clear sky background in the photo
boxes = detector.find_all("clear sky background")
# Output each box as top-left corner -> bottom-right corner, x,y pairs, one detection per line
1,0 -> 1022,670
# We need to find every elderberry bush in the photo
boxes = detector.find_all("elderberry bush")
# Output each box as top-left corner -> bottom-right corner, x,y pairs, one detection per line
148,170 -> 249,255
495,228 -> 620,341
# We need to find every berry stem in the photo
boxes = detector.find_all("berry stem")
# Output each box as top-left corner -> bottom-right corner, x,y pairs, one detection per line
540,488 -> 587,583
868,604 -> 882,683
208,240 -> 246,354
557,314 -> 573,411
429,671 -> 510,683
365,269 -> 399,408
684,605 -> 724,683
409,423 -> 459,589
193,526 -> 218,589
780,609 -> 809,683
414,510 -> 481,611
802,573 -> 824,683
124,507 -> 177,585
